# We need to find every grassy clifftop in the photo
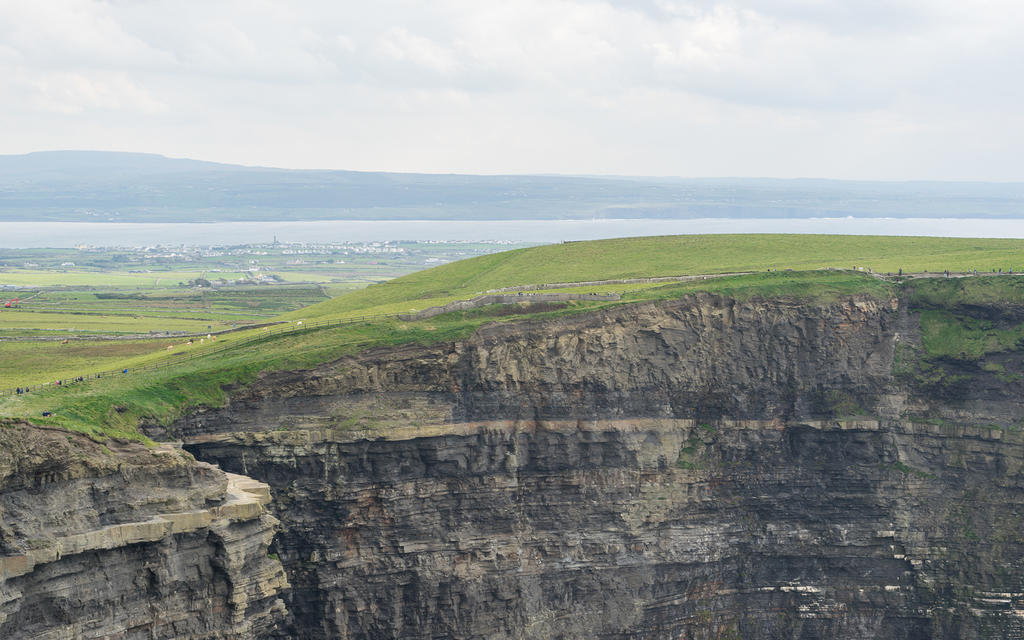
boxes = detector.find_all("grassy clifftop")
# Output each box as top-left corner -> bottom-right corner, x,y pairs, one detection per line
5,233 -> 1024,439
286,234 -> 1024,320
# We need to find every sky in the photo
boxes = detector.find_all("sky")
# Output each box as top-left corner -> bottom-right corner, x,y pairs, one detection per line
0,0 -> 1021,180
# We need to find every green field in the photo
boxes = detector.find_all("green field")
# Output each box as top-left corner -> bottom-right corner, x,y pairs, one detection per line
0,312 -> 233,335
0,269 -> 253,287
0,339 -> 174,389
283,234 -> 1024,321
0,322 -> 294,390
0,285 -> 329,337
5,234 -> 1024,440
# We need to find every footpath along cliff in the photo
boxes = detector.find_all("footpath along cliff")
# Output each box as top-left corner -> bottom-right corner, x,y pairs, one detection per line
6,287 -> 1024,638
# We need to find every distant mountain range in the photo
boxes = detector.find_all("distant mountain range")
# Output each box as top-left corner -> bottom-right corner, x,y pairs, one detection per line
1,151 -> 1022,222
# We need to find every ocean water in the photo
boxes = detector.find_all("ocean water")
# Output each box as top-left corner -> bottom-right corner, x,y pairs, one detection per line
2,218 -> 1024,248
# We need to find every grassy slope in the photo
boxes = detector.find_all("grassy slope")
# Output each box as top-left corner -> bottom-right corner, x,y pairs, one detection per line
0,285 -> 332,386
909,277 -> 1024,361
0,339 -> 172,389
6,233 -> 1024,439
0,326 -> 269,389
0,315 -> 500,440
284,234 -> 1024,320
0,271 -> 890,438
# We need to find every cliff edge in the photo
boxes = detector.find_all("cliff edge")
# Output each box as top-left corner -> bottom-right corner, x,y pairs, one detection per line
0,422 -> 290,639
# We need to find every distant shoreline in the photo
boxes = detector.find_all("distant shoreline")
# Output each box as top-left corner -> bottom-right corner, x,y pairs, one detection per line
3,217 -> 1024,249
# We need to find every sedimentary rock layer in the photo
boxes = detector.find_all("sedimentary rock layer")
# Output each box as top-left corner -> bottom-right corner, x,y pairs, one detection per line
0,424 -> 289,639
159,293 -> 1024,638
186,417 -> 1024,640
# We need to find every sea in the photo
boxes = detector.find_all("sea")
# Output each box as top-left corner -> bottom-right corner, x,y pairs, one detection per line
2,218 -> 1024,248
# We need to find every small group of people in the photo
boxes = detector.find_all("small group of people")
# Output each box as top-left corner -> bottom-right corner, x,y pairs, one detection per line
54,375 -> 86,387
11,371 -> 118,397
893,267 -> 1018,278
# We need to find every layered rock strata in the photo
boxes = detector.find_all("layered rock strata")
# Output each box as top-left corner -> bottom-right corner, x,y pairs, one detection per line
190,418 -> 1024,639
0,424 -> 289,639
146,293 -> 1024,638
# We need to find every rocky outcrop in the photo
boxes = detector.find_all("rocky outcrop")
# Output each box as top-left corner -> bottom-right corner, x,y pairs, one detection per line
0,423 -> 289,639
403,292 -> 619,320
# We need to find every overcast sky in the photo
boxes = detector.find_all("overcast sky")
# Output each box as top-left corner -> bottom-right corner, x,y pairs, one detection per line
1,0 -> 1021,180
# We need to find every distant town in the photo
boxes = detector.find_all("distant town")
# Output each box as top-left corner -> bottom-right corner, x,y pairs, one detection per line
0,240 -> 537,292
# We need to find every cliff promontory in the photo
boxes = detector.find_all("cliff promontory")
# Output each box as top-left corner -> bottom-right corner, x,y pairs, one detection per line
0,423 -> 290,638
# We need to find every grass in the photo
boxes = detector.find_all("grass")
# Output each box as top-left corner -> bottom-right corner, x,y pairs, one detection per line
0,339 -> 174,389
910,276 -> 1024,308
0,315 -> 491,438
893,276 -> 1024,404
285,271 -> 894,321
622,270 -> 895,304
0,269 -> 248,287
0,310 -> 236,335
0,322 -> 288,389
6,233 -> 1024,440
917,310 -> 1024,361
908,278 -> 1024,361
0,285 -> 329,336
0,270 -> 890,438
283,234 -> 1024,321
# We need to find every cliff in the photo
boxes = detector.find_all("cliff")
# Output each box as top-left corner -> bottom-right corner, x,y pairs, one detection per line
0,423 -> 290,639
152,292 -> 1024,638
10,289 -> 1024,638
159,293 -> 903,438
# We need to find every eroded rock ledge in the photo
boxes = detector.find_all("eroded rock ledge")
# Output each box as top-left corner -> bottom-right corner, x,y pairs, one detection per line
0,423 -> 289,639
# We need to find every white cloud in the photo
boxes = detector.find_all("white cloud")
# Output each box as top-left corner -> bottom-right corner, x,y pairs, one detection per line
0,0 -> 1021,179
26,71 -> 167,115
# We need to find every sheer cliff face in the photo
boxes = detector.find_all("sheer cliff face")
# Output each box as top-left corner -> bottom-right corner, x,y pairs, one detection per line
0,424 -> 290,639
166,294 -> 903,438
158,294 -> 1024,638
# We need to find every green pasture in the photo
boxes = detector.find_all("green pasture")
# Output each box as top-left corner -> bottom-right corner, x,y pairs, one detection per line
272,270 -> 394,283
21,291 -> 323,315
0,268 -> 371,288
0,310 -> 233,335
0,318 -> 473,440
322,283 -> 363,297
0,339 -> 171,389
0,285 -> 329,336
283,234 -> 1024,321
0,269 -> 250,288
0,322 -> 279,390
